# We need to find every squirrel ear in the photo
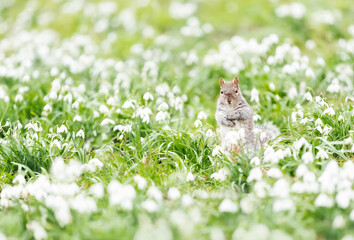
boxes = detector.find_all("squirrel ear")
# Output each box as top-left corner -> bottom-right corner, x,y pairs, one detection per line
219,77 -> 225,85
233,76 -> 239,87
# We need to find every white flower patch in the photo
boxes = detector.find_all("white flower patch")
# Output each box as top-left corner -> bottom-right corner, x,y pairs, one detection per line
168,187 -> 181,200
169,2 -> 197,19
134,175 -> 147,190
211,168 -> 229,182
108,181 -> 136,210
219,199 -> 238,213
82,158 -> 103,173
275,2 -> 306,19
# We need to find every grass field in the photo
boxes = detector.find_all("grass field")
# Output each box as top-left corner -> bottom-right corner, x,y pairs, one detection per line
0,0 -> 354,239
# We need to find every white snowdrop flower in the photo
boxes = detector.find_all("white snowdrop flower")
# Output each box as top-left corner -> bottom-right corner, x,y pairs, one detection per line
168,187 -> 181,200
271,179 -> 290,198
247,167 -> 262,182
147,186 -> 163,202
211,169 -> 228,181
315,193 -> 334,207
305,40 -> 316,49
169,2 -> 197,19
240,197 -> 253,214
89,183 -> 104,199
82,158 -> 103,172
275,2 -> 306,19
57,125 -> 68,134
315,147 -> 328,159
186,172 -> 195,182
101,118 -> 115,125
336,190 -> 351,208
219,199 -> 238,213
157,102 -> 169,111
12,174 -> 26,185
45,195 -> 72,226
122,100 -> 135,109
76,130 -> 85,138
70,194 -> 97,214
273,198 -> 295,212
302,152 -> 314,164
333,215 -> 346,228
291,112 -> 297,122
250,157 -> 260,166
322,107 -> 335,116
206,129 -> 214,137
338,115 -> 344,121
181,194 -> 194,207
51,158 -> 82,182
93,111 -> 100,118
134,175 -> 147,190
350,210 -> 354,221
28,221 -> 47,240
99,104 -> 110,114
197,111 -> 207,120
254,181 -> 269,198
312,10 -> 336,25
293,137 -> 310,151
108,181 -> 136,210
304,92 -> 312,101
113,124 -> 132,133
142,199 -> 159,212
315,118 -> 323,126
253,114 -> 261,122
267,168 -> 283,178
155,83 -> 170,96
43,104 -> 52,112
212,146 -> 222,157
269,82 -> 275,91
134,107 -> 152,123
288,87 -> 298,99
296,164 -> 308,177
327,78 -> 341,93
73,115 -> 82,122
156,111 -> 170,122
250,88 -> 259,103
143,92 -> 154,101
194,119 -> 202,128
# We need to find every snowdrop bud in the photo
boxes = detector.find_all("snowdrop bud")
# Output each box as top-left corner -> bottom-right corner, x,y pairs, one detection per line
269,82 -> 275,91
143,92 -> 154,101
186,172 -> 195,182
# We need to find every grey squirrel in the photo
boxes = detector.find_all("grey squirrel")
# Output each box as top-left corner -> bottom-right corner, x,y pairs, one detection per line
215,76 -> 279,154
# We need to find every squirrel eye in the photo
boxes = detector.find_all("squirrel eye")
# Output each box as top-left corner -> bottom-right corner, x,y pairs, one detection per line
235,90 -> 238,93
220,91 -> 223,94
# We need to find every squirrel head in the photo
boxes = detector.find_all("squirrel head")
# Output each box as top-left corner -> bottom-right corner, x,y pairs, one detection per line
219,76 -> 242,105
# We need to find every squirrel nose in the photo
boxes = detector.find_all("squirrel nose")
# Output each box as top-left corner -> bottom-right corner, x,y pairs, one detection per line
227,99 -> 231,104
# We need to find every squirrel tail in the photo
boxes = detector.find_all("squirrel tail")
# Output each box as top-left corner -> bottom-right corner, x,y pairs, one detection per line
256,122 -> 280,146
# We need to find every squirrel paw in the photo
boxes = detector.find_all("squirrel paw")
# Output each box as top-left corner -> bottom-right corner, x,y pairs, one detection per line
227,112 -> 240,120
221,119 -> 235,127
